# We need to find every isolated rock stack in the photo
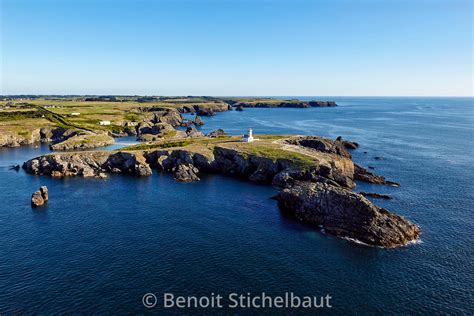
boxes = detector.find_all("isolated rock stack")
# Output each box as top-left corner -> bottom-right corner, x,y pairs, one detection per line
31,186 -> 48,207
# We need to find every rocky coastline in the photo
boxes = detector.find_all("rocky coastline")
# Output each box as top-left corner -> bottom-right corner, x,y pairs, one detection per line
22,135 -> 420,248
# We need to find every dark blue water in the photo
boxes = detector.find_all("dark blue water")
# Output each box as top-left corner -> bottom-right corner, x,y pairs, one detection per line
0,97 -> 473,314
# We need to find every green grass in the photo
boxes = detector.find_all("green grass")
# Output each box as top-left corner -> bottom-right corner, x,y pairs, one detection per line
244,144 -> 316,167
0,110 -> 42,121
122,140 -> 193,151
17,130 -> 30,137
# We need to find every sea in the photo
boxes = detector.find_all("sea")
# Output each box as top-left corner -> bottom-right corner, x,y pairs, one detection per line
0,97 -> 472,314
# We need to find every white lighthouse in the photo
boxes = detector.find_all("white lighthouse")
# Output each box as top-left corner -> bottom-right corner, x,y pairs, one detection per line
242,128 -> 255,142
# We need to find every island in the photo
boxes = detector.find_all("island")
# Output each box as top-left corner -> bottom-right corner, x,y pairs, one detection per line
1,95 -> 420,248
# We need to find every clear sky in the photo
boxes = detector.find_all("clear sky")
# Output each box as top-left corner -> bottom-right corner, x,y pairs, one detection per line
0,0 -> 472,96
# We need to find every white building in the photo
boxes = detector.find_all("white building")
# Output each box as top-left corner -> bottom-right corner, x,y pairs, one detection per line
71,112 -> 80,116
242,128 -> 255,142
99,120 -> 111,126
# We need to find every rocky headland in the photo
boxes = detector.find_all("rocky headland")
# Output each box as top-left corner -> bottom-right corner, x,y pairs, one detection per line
23,134 -> 420,248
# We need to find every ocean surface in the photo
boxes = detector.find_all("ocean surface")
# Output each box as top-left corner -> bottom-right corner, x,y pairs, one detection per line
0,97 -> 473,314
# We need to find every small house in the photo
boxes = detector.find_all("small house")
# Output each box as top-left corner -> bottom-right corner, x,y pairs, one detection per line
71,112 -> 80,116
99,120 -> 111,126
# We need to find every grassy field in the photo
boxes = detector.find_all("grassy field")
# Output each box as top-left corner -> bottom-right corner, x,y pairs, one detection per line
0,97 -> 232,133
0,96 -> 316,139
120,134 -> 318,168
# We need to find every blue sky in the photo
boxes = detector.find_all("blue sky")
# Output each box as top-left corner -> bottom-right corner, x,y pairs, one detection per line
1,0 -> 472,96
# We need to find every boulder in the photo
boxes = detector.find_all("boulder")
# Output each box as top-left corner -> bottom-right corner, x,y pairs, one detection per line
185,127 -> 204,138
276,181 -> 420,247
193,116 -> 204,126
206,129 -> 228,138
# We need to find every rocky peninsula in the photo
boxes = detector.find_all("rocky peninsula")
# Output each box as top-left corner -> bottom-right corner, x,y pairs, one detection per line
23,134 -> 420,248
1,96 -> 420,248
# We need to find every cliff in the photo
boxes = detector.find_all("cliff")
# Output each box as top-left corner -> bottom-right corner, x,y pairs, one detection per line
22,135 -> 419,247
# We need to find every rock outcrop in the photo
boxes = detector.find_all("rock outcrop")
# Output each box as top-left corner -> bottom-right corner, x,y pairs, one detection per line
21,134 -> 419,248
359,192 -> 392,200
285,136 -> 352,158
336,136 -> 359,150
193,103 -> 230,116
354,164 -> 400,186
206,129 -> 228,138
185,127 -> 204,138
50,132 -> 114,151
40,186 -> 49,201
276,181 -> 420,247
103,152 -> 152,176
31,186 -> 49,207
193,116 -> 204,126
173,163 -> 200,182
0,127 -> 75,148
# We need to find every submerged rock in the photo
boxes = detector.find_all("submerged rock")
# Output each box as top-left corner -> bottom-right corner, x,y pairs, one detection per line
359,192 -> 392,200
354,164 -> 400,186
9,164 -> 20,171
276,181 -> 420,247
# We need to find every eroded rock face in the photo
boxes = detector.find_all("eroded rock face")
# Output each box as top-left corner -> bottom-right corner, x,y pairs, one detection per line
137,122 -> 175,137
0,127 -> 73,148
286,136 -> 352,158
103,152 -> 152,176
206,129 -> 228,138
276,181 -> 420,247
212,147 -> 355,188
22,151 -> 152,177
173,163 -> 200,182
193,103 -> 230,116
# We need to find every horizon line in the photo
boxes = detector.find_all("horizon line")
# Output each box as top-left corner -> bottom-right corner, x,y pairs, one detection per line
1,94 -> 473,98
